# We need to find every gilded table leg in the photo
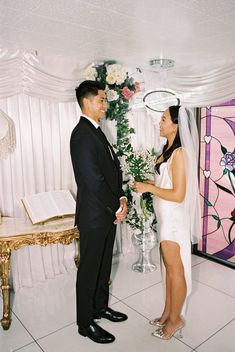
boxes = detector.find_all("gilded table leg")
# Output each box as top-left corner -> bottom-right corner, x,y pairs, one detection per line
0,242 -> 11,330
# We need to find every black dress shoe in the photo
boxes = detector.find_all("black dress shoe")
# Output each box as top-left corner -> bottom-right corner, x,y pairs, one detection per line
78,321 -> 115,344
94,307 -> 128,322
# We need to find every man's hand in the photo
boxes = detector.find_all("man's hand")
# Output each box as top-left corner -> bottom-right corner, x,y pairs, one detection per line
113,198 -> 128,224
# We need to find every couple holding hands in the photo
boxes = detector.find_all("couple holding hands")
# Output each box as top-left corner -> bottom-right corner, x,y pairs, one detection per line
70,80 -> 200,344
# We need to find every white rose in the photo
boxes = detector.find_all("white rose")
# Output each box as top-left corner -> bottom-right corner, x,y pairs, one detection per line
106,89 -> 119,102
107,64 -> 117,75
115,73 -> 126,85
107,64 -> 125,74
84,66 -> 97,80
106,74 -> 116,85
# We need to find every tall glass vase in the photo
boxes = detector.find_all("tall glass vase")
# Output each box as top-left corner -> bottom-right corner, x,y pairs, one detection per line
131,223 -> 157,273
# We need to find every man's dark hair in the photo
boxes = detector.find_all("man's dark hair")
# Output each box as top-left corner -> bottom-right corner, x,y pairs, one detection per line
75,80 -> 105,108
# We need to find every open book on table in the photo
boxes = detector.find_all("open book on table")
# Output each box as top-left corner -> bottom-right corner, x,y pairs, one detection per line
22,190 -> 76,225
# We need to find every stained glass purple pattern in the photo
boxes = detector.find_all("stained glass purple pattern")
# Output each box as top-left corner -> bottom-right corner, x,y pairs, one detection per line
198,101 -> 235,265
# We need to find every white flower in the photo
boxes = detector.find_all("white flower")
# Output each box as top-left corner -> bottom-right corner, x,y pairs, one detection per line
106,89 -> 119,102
83,65 -> 97,80
116,74 -> 126,85
106,64 -> 127,85
121,149 -> 156,181
106,74 -> 116,85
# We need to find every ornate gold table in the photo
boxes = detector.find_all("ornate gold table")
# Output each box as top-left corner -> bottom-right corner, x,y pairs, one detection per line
0,217 -> 79,330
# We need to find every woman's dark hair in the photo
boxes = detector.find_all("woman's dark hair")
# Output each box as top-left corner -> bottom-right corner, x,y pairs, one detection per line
155,105 -> 181,174
75,80 -> 105,108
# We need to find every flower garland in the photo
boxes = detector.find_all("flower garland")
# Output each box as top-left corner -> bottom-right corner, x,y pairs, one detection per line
84,61 -> 139,156
84,61 -> 157,233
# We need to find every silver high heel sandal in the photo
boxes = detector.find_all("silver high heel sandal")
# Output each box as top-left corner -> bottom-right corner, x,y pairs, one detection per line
149,318 -> 165,328
152,322 -> 185,340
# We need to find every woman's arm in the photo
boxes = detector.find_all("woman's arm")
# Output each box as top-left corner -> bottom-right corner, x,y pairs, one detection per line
145,179 -> 155,185
134,149 -> 186,203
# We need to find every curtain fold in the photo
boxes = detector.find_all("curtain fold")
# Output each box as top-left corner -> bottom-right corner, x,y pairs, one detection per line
1,47 -> 234,290
0,49 -> 234,105
0,94 -> 80,291
167,59 -> 235,106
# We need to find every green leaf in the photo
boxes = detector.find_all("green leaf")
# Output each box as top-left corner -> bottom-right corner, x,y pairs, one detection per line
215,182 -> 233,195
204,198 -> 213,206
217,220 -> 221,229
221,145 -> 227,155
212,215 -> 219,221
223,168 -> 228,175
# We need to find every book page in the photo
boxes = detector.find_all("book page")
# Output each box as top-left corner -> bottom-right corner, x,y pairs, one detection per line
22,193 -> 59,224
22,190 -> 75,224
50,190 -> 76,215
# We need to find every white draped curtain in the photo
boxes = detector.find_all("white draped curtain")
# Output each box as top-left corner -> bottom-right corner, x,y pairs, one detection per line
0,94 -> 80,291
1,49 -> 235,105
0,94 -> 160,291
0,48 -> 234,291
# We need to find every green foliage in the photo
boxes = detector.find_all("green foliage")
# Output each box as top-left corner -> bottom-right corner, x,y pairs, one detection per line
85,61 -> 157,232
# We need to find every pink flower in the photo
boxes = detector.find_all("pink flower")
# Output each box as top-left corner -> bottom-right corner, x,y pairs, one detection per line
134,81 -> 140,93
122,86 -> 134,100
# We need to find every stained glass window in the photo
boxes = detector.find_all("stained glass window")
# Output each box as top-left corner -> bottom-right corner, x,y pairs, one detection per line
195,100 -> 235,268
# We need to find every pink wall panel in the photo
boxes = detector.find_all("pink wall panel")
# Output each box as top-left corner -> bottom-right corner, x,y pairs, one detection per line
197,102 -> 235,266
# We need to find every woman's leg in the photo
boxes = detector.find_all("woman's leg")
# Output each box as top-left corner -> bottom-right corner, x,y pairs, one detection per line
160,240 -> 186,333
157,245 -> 171,324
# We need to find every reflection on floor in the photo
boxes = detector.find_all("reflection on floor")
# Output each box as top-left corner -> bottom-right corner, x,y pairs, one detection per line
0,251 -> 234,352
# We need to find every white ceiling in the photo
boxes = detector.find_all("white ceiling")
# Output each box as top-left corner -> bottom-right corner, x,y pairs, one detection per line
1,0 -> 235,69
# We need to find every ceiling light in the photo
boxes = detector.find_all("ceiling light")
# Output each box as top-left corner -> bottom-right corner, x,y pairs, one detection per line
149,58 -> 175,70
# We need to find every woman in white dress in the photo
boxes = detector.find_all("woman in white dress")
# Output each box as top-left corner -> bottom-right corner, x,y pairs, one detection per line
134,106 -> 200,340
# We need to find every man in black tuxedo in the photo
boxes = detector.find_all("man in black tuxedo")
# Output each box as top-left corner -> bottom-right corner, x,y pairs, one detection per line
70,80 -> 128,344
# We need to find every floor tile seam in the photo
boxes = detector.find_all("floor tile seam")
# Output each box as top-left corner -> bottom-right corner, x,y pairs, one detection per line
12,308 -> 77,343
13,341 -> 39,352
172,332 -> 197,350
119,299 -> 155,321
34,340 -> 47,352
109,297 -> 122,305
193,317 -> 235,350
191,260 -> 207,267
192,259 -> 235,271
192,278 -> 235,298
35,320 -> 76,342
13,341 -> 45,352
110,281 -> 162,301
9,310 -> 38,346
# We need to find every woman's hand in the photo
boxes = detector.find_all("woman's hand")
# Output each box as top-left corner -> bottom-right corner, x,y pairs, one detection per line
134,181 -> 150,193
145,179 -> 155,185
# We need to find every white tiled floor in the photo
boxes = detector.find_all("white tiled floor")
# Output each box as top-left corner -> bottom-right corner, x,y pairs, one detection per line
0,253 -> 234,352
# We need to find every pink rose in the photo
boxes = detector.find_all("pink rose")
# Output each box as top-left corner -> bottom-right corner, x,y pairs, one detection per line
122,86 -> 134,100
134,81 -> 140,93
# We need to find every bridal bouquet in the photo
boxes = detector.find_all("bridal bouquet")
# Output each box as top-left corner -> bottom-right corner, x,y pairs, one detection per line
122,149 -> 157,234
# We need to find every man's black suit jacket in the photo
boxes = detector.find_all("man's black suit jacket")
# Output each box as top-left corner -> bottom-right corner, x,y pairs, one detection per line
70,116 -> 124,229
